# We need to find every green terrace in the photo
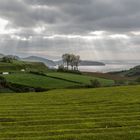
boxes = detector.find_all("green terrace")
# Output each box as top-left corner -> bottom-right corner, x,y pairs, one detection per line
0,86 -> 139,139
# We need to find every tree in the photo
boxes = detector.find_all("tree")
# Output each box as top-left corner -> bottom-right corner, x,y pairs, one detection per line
62,54 -> 71,69
62,54 -> 80,70
74,55 -> 80,70
1,56 -> 13,63
90,79 -> 101,88
0,76 -> 7,87
70,54 -> 75,70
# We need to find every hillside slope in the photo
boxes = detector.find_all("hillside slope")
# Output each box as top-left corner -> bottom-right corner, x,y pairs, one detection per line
125,65 -> 140,77
0,86 -> 140,139
109,65 -> 140,78
3,72 -> 114,90
0,60 -> 48,72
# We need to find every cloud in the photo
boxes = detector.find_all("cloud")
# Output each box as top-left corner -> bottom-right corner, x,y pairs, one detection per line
0,0 -> 140,32
0,0 -> 140,60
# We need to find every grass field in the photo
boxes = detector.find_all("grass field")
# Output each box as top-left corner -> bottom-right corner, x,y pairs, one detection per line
3,72 -> 114,90
47,72 -> 114,86
3,73 -> 80,89
0,60 -> 48,72
83,72 -> 133,81
0,85 -> 140,139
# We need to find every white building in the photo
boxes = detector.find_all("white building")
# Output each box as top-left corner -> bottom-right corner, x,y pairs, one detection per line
21,69 -> 25,72
2,72 -> 9,75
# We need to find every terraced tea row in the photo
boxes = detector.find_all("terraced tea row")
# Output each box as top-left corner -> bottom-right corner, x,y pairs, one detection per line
0,86 -> 140,139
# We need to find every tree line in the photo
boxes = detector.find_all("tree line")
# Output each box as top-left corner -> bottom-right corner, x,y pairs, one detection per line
62,54 -> 80,70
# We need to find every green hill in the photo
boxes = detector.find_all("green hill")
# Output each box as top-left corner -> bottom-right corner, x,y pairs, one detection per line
3,73 -> 80,89
0,85 -> 140,139
124,65 -> 140,77
0,59 -> 114,91
3,72 -> 114,90
0,60 -> 48,72
109,65 -> 140,78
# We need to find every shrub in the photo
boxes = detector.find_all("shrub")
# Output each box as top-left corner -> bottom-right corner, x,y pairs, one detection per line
128,81 -> 138,85
135,77 -> 140,83
90,79 -> 101,88
0,76 -> 7,87
57,65 -> 81,74
1,57 -> 13,63
114,80 -> 126,86
7,83 -> 47,93
29,71 -> 46,76
58,65 -> 65,71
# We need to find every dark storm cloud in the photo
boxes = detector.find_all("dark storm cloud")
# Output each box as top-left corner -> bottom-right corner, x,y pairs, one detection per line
22,0 -> 140,33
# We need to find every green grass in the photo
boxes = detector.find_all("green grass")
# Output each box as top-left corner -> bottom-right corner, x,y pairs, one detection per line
0,60 -> 48,72
47,72 -> 114,86
3,72 -> 114,90
3,73 -> 80,89
0,86 -> 140,139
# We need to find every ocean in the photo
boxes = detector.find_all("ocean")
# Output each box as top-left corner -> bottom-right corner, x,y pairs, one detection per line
79,60 -> 140,73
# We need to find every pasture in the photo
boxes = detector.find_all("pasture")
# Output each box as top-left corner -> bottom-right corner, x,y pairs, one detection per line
3,72 -> 114,90
47,72 -> 114,86
3,73 -> 80,89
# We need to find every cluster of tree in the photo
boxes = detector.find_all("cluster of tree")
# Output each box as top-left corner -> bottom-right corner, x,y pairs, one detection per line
1,55 -> 18,63
62,54 -> 80,70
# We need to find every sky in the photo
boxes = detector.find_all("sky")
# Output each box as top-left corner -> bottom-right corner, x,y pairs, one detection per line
0,0 -> 140,60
